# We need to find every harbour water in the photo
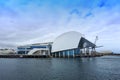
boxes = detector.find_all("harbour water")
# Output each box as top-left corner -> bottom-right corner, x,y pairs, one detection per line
0,56 -> 120,80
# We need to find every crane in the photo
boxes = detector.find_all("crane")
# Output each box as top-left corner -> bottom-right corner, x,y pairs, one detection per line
94,36 -> 103,48
94,36 -> 98,46
92,36 -> 98,54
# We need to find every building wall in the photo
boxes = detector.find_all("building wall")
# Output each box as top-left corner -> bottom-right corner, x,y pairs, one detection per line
51,31 -> 95,57
17,44 -> 52,54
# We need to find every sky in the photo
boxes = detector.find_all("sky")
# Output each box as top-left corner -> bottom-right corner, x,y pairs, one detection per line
0,0 -> 120,53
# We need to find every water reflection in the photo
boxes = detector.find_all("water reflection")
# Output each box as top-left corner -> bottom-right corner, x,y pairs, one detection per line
0,56 -> 120,80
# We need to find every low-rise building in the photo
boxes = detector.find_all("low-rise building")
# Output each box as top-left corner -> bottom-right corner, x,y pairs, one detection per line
17,42 -> 52,55
0,49 -> 16,55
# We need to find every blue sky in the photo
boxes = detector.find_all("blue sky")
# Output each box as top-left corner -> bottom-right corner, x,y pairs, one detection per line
0,0 -> 120,53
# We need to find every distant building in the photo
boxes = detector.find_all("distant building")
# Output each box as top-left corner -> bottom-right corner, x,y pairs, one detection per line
0,49 -> 16,54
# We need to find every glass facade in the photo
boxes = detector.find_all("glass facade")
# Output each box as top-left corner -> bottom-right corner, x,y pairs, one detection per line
30,46 -> 47,49
17,51 -> 29,54
53,48 -> 81,57
17,45 -> 50,54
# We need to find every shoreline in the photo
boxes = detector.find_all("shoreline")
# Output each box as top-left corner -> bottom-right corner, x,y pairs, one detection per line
0,53 -> 118,58
0,54 -> 49,58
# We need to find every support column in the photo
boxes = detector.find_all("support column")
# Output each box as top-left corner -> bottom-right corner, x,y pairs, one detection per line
89,48 -> 91,55
55,53 -> 56,58
73,50 -> 75,58
51,53 -> 53,57
84,48 -> 85,55
94,48 -> 96,54
68,51 -> 70,58
53,53 -> 55,57
86,48 -> 89,55
51,53 -> 54,57
45,50 -> 47,55
84,48 -> 86,55
92,48 -> 93,55
48,49 -> 50,56
82,49 -> 84,55
92,47 -> 96,55
63,51 -> 65,58
59,52 -> 61,58
81,49 -> 83,56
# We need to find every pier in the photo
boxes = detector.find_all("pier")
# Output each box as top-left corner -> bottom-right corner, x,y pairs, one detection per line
0,53 -> 104,58
0,54 -> 49,58
0,53 -> 116,58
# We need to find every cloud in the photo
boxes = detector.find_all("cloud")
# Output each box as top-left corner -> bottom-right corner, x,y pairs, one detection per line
70,9 -> 81,16
0,0 -> 120,53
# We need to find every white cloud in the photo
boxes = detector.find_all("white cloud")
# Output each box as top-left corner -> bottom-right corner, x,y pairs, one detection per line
0,1 -> 120,53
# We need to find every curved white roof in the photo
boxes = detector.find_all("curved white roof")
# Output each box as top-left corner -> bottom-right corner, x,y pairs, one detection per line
52,31 -> 82,52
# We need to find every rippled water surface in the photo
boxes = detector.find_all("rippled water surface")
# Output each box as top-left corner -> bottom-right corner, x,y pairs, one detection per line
0,56 -> 120,80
